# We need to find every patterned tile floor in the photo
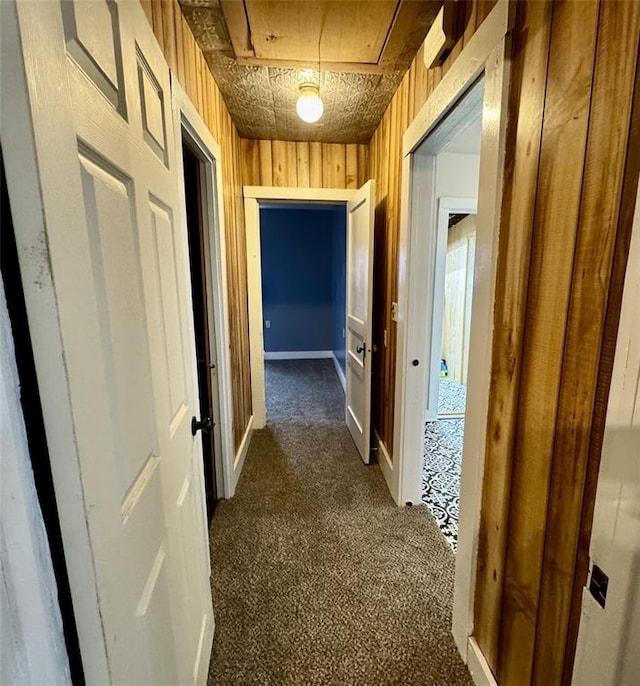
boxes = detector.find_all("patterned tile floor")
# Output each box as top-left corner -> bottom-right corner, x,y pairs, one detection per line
422,379 -> 467,552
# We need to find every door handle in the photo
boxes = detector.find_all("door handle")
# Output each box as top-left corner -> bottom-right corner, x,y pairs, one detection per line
191,416 -> 213,436
356,344 -> 365,354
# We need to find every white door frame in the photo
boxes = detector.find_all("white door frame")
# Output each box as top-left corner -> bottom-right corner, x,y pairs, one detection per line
171,77 -> 236,500
243,186 -> 355,429
426,196 -> 478,422
390,0 -> 514,672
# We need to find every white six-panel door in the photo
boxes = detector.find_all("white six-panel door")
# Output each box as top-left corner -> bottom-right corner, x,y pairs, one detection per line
345,181 -> 376,463
3,0 -> 213,682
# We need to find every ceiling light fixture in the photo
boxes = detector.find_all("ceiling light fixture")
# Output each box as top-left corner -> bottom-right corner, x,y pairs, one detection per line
296,82 -> 324,123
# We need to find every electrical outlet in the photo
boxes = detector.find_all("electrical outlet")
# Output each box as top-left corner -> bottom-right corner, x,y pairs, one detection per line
265,320 -> 271,329
589,563 -> 609,608
391,302 -> 399,322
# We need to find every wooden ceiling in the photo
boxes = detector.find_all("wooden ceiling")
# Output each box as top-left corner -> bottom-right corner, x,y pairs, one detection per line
179,0 -> 443,143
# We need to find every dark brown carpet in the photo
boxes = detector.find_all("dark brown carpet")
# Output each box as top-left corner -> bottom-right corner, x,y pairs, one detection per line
207,359 -> 472,686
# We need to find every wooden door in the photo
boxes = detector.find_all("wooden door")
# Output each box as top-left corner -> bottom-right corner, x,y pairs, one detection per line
4,1 -> 213,682
345,181 -> 376,463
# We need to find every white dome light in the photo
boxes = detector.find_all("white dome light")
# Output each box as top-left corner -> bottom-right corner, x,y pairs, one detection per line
296,83 -> 323,123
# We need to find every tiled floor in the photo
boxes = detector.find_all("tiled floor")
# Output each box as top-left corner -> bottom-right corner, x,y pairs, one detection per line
422,378 -> 466,551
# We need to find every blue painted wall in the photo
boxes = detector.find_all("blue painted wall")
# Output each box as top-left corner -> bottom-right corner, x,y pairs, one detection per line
260,205 -> 346,361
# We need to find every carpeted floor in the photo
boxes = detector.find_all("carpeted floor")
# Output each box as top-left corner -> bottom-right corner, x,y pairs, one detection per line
207,359 -> 472,686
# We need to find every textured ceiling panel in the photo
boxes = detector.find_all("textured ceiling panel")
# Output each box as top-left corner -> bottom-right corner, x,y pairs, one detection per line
179,0 -> 442,143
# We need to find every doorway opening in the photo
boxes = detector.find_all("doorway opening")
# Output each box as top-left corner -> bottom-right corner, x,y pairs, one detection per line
417,111 -> 482,552
182,137 -> 222,520
244,183 -> 376,464
258,202 -> 347,424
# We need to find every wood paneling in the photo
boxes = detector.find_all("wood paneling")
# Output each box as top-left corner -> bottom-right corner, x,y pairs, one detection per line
474,0 -> 552,669
370,0 -> 638,682
145,0 -> 252,453
535,3 -> 640,682
240,139 -> 369,189
369,0 -> 493,453
474,1 -> 640,684
499,2 -> 600,680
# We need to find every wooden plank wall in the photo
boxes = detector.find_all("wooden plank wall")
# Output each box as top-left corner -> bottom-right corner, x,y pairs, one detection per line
239,139 -> 369,189
474,2 -> 640,684
442,215 -> 476,386
141,0 -> 252,452
368,0 -> 495,454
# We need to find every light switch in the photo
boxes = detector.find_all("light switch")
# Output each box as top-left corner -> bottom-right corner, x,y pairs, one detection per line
342,327 -> 345,338
265,320 -> 271,329
391,302 -> 399,322
383,329 -> 388,348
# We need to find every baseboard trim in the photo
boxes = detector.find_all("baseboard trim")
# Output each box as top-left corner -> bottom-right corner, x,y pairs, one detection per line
373,431 -> 396,502
332,353 -> 346,392
233,414 -> 254,488
264,350 -> 333,360
466,638 -> 497,686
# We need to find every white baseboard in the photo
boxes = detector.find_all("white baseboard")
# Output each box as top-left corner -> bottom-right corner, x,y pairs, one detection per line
332,353 -> 346,392
466,638 -> 497,686
373,431 -> 397,503
264,350 -> 333,360
233,414 -> 254,489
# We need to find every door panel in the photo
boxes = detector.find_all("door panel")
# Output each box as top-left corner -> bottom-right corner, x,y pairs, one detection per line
346,180 -> 376,463
61,0 -> 126,114
6,0 -> 213,682
147,199 -> 190,421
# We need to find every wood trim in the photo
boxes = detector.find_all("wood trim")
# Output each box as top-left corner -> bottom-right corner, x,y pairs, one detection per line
466,638 -> 499,686
264,351 -> 333,360
403,0 -> 512,155
171,77 -> 237,500
243,186 -> 357,429
473,0 -> 553,668
332,353 -> 346,392
220,0 -> 253,58
373,431 -> 395,503
233,414 -> 254,485
473,1 -> 640,682
243,186 -> 355,201
244,196 -> 265,429
236,56 -> 398,75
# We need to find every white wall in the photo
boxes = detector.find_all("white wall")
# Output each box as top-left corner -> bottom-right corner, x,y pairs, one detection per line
0,278 -> 71,685
435,153 -> 481,198
442,214 -> 476,386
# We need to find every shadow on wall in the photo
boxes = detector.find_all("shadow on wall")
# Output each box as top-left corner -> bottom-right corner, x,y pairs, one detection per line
371,196 -> 389,436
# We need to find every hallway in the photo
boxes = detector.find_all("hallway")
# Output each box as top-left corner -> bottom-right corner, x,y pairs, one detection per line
207,360 -> 472,685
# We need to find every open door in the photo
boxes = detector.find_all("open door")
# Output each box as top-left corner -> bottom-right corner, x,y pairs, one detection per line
346,180 -> 376,463
2,1 -> 213,683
